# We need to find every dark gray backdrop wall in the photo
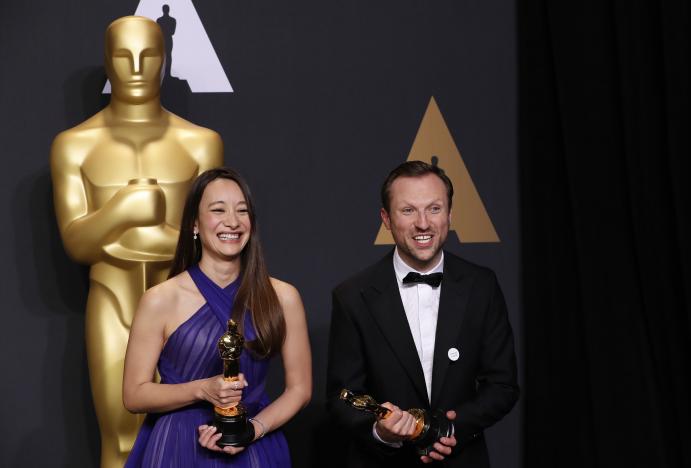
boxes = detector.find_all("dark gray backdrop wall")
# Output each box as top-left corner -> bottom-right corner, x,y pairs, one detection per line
0,1 -> 520,467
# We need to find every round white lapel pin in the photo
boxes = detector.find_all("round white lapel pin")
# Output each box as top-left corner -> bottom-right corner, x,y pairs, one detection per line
448,347 -> 460,361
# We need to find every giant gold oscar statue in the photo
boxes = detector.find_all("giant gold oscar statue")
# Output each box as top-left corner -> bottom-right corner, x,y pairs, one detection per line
50,16 -> 223,468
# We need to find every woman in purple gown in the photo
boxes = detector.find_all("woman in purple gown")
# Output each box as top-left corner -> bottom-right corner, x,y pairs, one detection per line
123,168 -> 312,467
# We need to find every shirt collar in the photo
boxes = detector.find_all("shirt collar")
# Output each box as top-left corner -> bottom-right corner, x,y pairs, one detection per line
393,248 -> 444,284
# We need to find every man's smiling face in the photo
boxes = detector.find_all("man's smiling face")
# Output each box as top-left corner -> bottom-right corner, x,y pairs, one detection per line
381,173 -> 450,272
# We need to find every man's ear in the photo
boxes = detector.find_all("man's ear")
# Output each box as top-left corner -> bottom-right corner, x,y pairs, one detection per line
380,208 -> 391,230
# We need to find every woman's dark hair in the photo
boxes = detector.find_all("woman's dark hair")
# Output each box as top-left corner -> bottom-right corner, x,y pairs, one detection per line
169,167 -> 285,357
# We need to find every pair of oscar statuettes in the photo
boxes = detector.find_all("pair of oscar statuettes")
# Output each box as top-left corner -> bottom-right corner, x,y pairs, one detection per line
213,321 -> 453,454
51,15 -> 451,467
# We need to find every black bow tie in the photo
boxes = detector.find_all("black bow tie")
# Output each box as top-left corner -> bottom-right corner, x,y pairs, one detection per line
402,272 -> 443,288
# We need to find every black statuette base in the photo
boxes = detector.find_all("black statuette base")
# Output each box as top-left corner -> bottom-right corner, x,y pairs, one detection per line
213,412 -> 255,447
412,410 -> 454,456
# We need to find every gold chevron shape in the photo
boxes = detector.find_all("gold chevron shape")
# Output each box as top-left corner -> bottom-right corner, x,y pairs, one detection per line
375,96 -> 499,244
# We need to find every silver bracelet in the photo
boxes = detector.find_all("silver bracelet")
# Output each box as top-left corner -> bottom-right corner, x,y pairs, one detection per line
248,417 -> 267,439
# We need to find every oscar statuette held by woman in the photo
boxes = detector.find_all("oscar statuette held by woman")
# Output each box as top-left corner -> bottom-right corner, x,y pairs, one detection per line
213,319 -> 255,446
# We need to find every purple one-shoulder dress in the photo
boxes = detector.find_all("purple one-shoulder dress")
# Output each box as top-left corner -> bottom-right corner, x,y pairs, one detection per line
126,265 -> 291,467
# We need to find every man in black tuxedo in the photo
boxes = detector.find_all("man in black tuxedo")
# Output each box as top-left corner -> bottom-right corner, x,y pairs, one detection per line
327,161 -> 518,467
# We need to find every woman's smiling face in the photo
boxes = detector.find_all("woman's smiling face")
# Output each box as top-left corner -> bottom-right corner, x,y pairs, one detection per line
195,178 -> 251,261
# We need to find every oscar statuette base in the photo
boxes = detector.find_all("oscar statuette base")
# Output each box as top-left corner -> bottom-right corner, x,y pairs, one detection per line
213,409 -> 255,447
412,409 -> 455,456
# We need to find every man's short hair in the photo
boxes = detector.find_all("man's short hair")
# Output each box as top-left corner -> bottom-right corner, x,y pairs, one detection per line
380,160 -> 454,212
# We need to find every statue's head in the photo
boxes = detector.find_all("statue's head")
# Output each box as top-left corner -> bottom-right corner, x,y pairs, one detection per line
104,16 -> 164,103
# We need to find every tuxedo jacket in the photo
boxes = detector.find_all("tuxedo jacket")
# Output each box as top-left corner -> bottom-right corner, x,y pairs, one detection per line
326,251 -> 519,468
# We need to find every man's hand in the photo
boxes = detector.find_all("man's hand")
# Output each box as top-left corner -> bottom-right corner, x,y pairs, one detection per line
420,410 -> 457,463
374,402 -> 418,444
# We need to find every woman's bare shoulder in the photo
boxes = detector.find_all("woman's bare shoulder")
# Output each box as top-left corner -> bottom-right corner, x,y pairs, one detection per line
138,272 -> 197,317
269,277 -> 303,311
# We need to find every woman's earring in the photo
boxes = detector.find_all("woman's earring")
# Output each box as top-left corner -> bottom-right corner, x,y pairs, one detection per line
193,230 -> 198,240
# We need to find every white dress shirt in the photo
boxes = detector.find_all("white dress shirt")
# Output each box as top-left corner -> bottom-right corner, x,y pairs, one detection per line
373,248 -> 444,446
393,248 -> 444,402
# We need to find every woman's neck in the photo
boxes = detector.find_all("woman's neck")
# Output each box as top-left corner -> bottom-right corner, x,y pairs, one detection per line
198,256 -> 241,288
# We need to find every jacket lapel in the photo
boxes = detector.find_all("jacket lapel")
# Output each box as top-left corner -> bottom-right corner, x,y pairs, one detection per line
430,257 -> 474,408
361,254 -> 429,405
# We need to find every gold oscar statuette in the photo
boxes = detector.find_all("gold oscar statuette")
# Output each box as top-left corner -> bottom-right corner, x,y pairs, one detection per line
340,389 -> 454,456
213,319 -> 255,446
50,15 -> 223,468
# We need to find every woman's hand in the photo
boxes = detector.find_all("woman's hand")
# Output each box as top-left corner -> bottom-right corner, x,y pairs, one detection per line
197,373 -> 248,408
197,425 -> 245,455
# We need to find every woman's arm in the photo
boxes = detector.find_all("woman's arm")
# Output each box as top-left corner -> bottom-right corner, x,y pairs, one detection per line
122,281 -> 244,413
248,279 -> 312,439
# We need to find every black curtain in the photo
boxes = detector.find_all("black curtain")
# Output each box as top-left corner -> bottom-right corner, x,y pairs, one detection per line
519,1 -> 691,467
